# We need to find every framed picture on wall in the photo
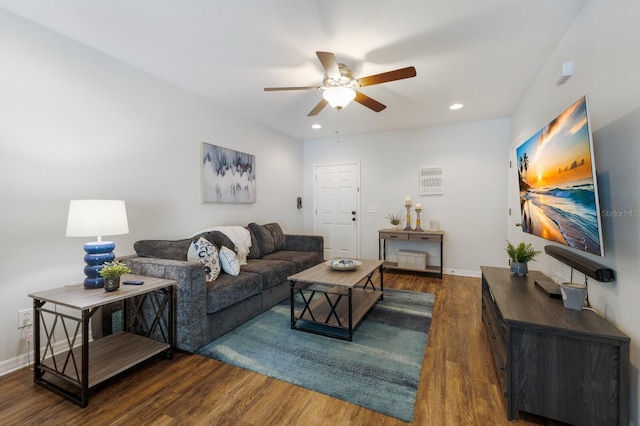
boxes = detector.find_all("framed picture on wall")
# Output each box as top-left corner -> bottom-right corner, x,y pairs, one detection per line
202,142 -> 256,203
419,166 -> 443,195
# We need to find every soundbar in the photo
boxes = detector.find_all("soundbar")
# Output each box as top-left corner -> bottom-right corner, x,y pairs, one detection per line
544,245 -> 615,282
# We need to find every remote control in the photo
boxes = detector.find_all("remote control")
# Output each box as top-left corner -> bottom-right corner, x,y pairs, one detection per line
122,280 -> 144,285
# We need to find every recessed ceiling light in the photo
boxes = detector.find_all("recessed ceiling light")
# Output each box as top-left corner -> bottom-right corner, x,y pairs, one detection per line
312,124 -> 322,129
449,103 -> 463,110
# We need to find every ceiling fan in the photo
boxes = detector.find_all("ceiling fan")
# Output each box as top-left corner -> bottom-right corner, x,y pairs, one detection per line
264,51 -> 417,116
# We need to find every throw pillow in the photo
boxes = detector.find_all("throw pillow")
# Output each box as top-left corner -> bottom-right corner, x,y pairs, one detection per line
264,223 -> 286,251
187,237 -> 221,282
246,226 -> 261,259
205,231 -> 236,251
219,246 -> 241,276
248,222 -> 276,255
190,230 -> 236,251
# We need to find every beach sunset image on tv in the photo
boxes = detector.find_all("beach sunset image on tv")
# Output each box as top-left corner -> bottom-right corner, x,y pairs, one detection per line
516,96 -> 604,256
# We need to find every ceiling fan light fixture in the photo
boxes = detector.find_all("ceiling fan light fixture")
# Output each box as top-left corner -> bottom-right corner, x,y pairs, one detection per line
323,87 -> 356,110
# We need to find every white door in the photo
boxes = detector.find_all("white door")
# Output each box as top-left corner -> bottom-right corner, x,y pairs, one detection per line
314,163 -> 359,260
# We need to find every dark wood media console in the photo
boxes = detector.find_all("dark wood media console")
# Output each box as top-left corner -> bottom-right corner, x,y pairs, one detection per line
481,266 -> 629,425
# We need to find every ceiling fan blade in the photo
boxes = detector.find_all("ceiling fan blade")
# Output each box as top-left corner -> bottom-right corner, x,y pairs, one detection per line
316,51 -> 341,80
307,98 -> 328,116
354,91 -> 386,112
357,66 -> 417,87
264,86 -> 321,91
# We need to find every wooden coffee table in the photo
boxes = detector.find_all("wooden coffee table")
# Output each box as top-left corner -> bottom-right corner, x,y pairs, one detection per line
288,258 -> 383,341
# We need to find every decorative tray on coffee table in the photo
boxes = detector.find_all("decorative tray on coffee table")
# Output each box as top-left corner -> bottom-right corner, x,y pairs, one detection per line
325,259 -> 362,271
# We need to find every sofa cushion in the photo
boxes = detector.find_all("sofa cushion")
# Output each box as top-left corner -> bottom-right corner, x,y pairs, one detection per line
187,237 -> 221,282
261,250 -> 323,272
247,222 -> 288,255
133,230 -> 235,262
219,246 -> 240,276
248,223 -> 276,255
194,230 -> 236,251
284,234 -> 324,255
205,271 -> 262,314
245,226 -> 261,259
264,223 -> 286,251
242,258 -> 297,290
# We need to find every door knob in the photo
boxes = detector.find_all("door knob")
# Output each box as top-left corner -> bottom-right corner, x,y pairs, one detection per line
352,218 -> 356,221
351,211 -> 356,215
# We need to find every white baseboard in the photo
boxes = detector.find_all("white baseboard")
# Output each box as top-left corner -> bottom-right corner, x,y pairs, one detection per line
443,268 -> 481,278
0,337 -> 86,377
0,348 -> 33,377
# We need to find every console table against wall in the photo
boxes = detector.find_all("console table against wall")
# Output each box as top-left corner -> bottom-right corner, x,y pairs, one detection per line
481,266 -> 629,425
378,229 -> 443,278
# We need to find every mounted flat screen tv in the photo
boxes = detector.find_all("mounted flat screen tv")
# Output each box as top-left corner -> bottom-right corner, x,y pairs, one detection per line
516,96 -> 604,256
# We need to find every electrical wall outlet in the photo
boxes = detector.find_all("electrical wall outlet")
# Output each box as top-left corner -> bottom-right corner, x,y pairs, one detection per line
17,309 -> 31,329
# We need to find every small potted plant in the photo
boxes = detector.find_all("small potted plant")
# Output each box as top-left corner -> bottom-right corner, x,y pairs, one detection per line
386,213 -> 402,229
99,260 -> 132,292
505,241 -> 540,276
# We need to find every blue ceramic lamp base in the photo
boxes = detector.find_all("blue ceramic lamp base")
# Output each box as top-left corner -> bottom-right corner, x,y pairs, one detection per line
83,241 -> 116,289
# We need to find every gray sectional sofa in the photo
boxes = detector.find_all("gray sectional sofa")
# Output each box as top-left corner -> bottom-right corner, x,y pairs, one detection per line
123,223 -> 323,353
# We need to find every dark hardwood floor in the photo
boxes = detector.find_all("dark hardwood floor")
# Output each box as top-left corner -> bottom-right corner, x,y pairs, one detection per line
0,272 -> 560,425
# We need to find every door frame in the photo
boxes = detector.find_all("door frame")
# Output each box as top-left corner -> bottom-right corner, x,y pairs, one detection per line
313,161 -> 361,259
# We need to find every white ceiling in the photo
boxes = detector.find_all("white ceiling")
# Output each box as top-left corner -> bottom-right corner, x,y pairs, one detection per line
0,0 -> 587,141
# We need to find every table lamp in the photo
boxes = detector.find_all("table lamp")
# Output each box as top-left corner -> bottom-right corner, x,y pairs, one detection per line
66,200 -> 129,289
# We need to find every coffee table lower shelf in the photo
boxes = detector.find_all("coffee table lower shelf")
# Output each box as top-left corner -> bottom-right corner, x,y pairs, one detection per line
291,287 -> 382,341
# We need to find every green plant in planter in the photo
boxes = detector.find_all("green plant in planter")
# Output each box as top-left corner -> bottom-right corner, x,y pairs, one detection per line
99,261 -> 132,280
505,241 -> 540,263
505,241 -> 540,276
99,261 -> 132,291
386,213 -> 402,227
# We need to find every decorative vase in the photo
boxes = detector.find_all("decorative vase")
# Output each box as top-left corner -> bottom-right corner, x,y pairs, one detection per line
510,262 -> 528,277
104,277 -> 121,292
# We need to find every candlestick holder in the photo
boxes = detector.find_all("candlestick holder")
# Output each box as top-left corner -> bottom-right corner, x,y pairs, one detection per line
403,203 -> 412,230
415,207 -> 423,231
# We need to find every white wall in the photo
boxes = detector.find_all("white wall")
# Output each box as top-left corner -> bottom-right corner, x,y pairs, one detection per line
0,10 -> 303,371
509,0 -> 640,422
303,118 -> 510,276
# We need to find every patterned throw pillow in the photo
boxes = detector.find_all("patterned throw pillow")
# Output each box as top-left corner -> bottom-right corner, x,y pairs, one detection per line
187,237 -> 221,282
219,246 -> 241,276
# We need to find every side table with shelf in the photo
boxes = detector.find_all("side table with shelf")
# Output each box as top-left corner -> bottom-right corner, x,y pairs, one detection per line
28,274 -> 176,407
378,229 -> 444,278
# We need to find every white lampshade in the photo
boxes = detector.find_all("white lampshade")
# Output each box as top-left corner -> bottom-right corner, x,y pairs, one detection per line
66,200 -> 129,240
322,87 -> 356,110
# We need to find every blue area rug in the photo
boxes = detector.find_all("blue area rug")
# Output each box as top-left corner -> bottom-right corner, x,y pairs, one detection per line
196,289 -> 435,422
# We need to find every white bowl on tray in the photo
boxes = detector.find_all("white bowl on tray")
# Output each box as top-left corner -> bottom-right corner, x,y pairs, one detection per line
326,259 -> 362,271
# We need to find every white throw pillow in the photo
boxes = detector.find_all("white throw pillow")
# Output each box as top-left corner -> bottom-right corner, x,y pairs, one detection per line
187,237 -> 221,282
219,245 -> 241,276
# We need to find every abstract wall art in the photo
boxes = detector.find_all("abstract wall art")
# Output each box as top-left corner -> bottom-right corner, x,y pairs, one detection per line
202,143 -> 256,203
